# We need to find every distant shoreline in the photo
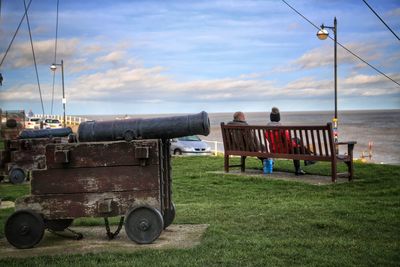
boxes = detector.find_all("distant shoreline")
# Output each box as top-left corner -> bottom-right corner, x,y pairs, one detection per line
74,109 -> 400,118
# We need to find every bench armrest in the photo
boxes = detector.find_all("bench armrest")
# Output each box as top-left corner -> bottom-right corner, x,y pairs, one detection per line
337,141 -> 357,145
336,141 -> 356,157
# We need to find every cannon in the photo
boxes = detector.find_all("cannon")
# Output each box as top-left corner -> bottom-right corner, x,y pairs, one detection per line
19,127 -> 73,139
4,111 -> 210,249
78,111 -> 210,142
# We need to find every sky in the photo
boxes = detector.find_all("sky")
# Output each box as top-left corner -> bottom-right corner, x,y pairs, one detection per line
0,0 -> 399,115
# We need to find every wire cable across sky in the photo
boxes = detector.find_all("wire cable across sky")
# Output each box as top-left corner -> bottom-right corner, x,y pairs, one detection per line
362,0 -> 400,42
281,0 -> 400,87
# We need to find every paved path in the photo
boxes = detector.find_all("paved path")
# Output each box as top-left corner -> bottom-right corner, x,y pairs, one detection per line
0,224 -> 208,258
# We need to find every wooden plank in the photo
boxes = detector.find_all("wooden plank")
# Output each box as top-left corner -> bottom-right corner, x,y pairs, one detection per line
45,140 -> 159,169
31,165 -> 160,195
220,123 -> 229,151
16,191 -> 161,219
311,130 -> 317,156
267,130 -> 275,153
257,129 -> 263,152
305,130 -> 311,154
226,150 -> 331,161
322,129 -> 330,156
243,129 -> 251,151
283,129 -> 289,154
293,129 -> 299,154
288,130 -> 294,154
317,130 -> 323,156
299,130 -> 305,154
277,130 -> 283,153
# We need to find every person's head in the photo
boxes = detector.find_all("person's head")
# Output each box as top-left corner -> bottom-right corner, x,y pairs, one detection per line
270,107 -> 280,122
233,111 -> 246,122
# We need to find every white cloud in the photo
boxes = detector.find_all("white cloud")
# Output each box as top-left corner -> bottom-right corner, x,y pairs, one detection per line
2,38 -> 80,68
278,42 -> 386,72
3,62 -> 398,106
387,7 -> 400,17
95,51 -> 126,64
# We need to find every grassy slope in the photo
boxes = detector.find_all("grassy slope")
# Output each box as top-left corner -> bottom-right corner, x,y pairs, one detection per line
0,157 -> 399,266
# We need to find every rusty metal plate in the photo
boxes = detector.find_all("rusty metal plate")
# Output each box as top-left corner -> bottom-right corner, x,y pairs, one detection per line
45,140 -> 159,169
31,165 -> 160,195
54,150 -> 70,163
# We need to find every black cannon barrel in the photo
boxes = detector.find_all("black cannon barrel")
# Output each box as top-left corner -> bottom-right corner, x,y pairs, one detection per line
78,111 -> 210,142
19,127 -> 73,139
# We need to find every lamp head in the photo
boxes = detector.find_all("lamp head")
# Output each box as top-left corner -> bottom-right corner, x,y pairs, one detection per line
50,64 -> 57,71
317,28 -> 329,40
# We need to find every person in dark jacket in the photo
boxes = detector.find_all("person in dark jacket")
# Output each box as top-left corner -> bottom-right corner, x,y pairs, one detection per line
227,111 -> 248,125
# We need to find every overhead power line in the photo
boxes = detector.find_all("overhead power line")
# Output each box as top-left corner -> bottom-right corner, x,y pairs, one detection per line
23,0 -> 45,115
362,0 -> 399,42
281,0 -> 400,87
0,0 -> 32,68
51,0 -> 60,114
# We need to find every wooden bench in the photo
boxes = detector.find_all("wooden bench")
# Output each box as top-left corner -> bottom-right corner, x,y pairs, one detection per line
221,123 -> 356,182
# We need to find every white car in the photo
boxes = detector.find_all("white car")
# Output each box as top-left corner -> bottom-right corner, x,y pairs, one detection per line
43,119 -> 63,129
170,135 -> 212,156
25,117 -> 42,129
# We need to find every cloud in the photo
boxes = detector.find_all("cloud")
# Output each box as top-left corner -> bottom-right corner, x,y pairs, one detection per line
387,7 -> 400,17
0,83 -> 61,102
1,38 -> 80,68
288,42 -> 384,70
95,51 -> 126,64
341,73 -> 400,96
83,44 -> 104,54
3,62 -> 398,106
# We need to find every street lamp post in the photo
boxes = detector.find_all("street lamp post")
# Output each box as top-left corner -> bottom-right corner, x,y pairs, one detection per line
317,17 -> 338,143
50,59 -> 66,127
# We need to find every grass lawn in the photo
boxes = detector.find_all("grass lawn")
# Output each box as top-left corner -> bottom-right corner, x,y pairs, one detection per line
0,156 -> 399,266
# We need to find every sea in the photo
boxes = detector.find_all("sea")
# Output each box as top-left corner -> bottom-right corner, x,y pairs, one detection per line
84,109 -> 400,165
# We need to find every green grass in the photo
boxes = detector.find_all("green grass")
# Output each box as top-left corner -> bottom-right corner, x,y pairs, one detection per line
1,156 -> 399,266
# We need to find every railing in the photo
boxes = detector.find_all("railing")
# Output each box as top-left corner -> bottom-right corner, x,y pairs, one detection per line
33,114 -> 89,126
203,140 -> 224,156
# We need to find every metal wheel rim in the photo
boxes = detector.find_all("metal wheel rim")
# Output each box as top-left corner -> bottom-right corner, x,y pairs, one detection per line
125,206 -> 164,244
5,210 -> 45,249
9,168 -> 25,184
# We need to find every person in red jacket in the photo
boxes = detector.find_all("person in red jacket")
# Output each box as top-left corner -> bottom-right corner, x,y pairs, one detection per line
266,107 -> 313,176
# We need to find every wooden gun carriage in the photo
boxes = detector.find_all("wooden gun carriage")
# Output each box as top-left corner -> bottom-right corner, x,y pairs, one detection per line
1,128 -> 73,184
4,111 -> 210,249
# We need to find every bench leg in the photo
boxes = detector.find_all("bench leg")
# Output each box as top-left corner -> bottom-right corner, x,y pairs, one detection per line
331,159 -> 337,183
224,154 -> 229,172
345,160 -> 354,181
240,156 -> 246,172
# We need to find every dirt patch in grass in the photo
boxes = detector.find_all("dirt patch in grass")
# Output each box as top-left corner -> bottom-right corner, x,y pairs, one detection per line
0,201 -> 15,209
0,224 -> 208,259
212,170 -> 350,185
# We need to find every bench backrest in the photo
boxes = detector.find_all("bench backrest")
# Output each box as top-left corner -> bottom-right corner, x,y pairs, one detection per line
221,123 -> 335,161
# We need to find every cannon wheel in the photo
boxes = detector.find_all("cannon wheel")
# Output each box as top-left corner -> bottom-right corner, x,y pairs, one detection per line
163,202 -> 176,229
45,219 -> 74,231
5,209 -> 45,249
9,168 -> 26,184
125,206 -> 164,244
